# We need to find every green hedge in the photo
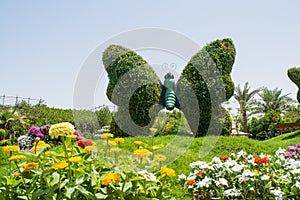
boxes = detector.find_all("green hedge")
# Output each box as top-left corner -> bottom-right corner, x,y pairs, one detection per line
177,38 -> 235,136
288,67 -> 300,102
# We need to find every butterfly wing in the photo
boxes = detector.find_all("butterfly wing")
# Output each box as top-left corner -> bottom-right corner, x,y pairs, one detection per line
176,38 -> 235,136
102,45 -> 162,136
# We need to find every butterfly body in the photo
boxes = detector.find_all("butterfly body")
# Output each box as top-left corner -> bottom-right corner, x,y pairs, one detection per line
163,73 -> 176,111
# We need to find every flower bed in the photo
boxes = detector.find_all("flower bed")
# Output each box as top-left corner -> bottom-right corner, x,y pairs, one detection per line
180,145 -> 300,199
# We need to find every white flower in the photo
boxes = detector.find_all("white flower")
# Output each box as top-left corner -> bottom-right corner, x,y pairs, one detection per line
237,150 -> 247,158
196,176 -> 212,188
223,187 -> 241,197
138,170 -> 158,182
178,174 -> 186,180
271,188 -> 284,200
190,161 -> 207,169
291,169 -> 300,174
261,175 -> 269,180
295,181 -> 300,189
232,164 -> 244,172
215,178 -> 228,186
239,169 -> 255,182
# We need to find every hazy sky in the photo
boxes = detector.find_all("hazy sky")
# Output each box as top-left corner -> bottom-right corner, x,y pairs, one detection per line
1,1 -> 300,109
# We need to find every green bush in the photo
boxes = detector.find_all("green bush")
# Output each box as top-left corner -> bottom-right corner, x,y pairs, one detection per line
102,45 -> 161,135
95,107 -> 112,128
287,67 -> 300,102
177,38 -> 235,136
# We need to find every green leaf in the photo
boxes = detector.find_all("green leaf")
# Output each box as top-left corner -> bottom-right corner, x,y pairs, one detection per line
76,175 -> 85,185
76,185 -> 95,199
65,186 -> 76,199
49,172 -> 60,186
95,193 -> 108,199
122,182 -> 132,192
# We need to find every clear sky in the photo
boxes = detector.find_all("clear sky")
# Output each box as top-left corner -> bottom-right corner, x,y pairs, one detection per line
0,1 -> 300,109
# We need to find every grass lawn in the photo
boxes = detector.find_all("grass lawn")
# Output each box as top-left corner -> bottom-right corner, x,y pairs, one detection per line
0,131 -> 299,199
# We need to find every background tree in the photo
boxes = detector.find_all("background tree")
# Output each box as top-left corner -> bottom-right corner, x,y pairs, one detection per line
233,82 -> 261,133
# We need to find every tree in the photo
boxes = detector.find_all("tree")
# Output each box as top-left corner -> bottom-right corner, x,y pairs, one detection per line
253,88 -> 295,119
233,82 -> 261,133
287,67 -> 300,102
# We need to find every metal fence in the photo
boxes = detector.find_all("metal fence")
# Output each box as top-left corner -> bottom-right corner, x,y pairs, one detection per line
90,104 -> 117,112
0,95 -> 44,106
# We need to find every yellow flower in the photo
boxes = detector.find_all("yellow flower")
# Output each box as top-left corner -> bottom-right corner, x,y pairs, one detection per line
114,138 -> 124,144
134,141 -> 143,145
111,148 -> 121,153
154,154 -> 167,162
45,151 -> 51,156
49,122 -> 75,139
165,123 -> 174,129
67,134 -> 77,139
24,162 -> 39,172
108,141 -> 117,146
101,133 -> 114,139
59,152 -> 72,157
160,167 -> 175,177
8,155 -> 26,161
30,141 -> 51,152
0,139 -> 9,144
3,145 -> 20,152
149,127 -> 157,134
134,149 -> 151,158
101,173 -> 119,185
68,156 -> 81,163
51,161 -> 68,170
84,145 -> 97,153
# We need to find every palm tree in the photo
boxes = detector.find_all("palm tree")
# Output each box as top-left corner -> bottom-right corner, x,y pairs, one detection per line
234,82 -> 262,133
254,88 -> 295,115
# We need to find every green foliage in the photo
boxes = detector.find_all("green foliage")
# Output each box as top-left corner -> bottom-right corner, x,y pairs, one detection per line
288,67 -> 300,102
177,38 -> 235,136
95,107 -> 112,128
103,45 -> 161,135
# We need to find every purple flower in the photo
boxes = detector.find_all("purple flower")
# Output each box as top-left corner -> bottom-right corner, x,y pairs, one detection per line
74,130 -> 85,141
297,144 -> 300,148
290,152 -> 297,158
27,126 -> 44,138
287,146 -> 296,151
283,152 -> 289,157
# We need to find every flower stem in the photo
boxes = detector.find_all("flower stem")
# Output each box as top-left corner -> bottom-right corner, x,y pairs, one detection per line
14,161 -> 30,200
62,137 -> 71,181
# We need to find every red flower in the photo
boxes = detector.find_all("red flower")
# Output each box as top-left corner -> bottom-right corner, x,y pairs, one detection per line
186,179 -> 196,185
77,139 -> 93,149
254,157 -> 269,165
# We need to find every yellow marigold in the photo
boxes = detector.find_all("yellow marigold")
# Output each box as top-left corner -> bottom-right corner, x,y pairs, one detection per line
101,133 -> 114,139
68,156 -> 81,163
0,139 -> 9,144
114,138 -> 124,144
3,145 -> 20,152
24,162 -> 39,172
67,134 -> 77,139
108,141 -> 117,146
160,167 -> 175,177
45,151 -> 51,156
134,141 -> 143,145
84,145 -> 97,153
49,122 -> 75,139
30,141 -> 51,152
51,161 -> 68,170
59,152 -> 72,157
134,148 -> 151,158
101,173 -> 119,185
110,148 -> 121,153
8,155 -> 26,161
149,127 -> 158,133
154,154 -> 167,162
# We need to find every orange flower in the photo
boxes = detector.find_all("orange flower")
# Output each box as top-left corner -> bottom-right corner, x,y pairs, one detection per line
101,173 -> 119,185
186,179 -> 196,185
196,170 -> 204,176
254,157 -> 269,165
219,155 -> 229,161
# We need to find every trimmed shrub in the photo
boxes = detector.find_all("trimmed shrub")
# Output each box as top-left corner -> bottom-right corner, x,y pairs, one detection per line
102,45 -> 161,135
177,38 -> 235,136
288,67 -> 300,102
